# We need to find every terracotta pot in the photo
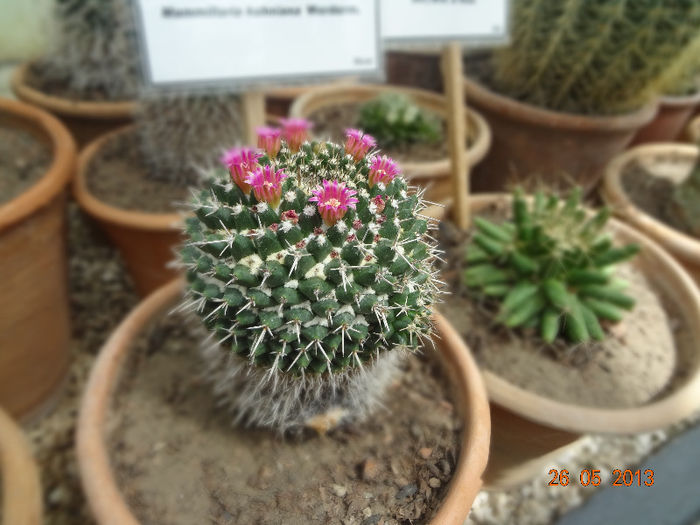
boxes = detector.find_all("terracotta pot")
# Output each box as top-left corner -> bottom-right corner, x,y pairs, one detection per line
264,80 -> 359,118
76,278 -> 491,525
688,115 -> 700,143
11,63 -> 136,148
0,98 -> 74,419
602,143 -> 700,284
428,194 -> 700,489
385,51 -> 443,93
0,407 -> 42,525
631,92 -> 700,145
290,83 -> 492,203
73,127 -> 183,297
462,75 -> 657,194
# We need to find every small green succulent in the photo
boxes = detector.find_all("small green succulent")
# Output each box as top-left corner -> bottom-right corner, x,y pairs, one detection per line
462,188 -> 640,344
357,93 -> 442,148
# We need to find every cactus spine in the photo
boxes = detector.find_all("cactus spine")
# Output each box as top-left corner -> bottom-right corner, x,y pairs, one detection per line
181,127 -> 440,431
462,188 -> 639,344
491,0 -> 700,114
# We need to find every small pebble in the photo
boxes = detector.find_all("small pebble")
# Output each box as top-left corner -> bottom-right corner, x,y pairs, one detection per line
428,477 -> 441,488
362,458 -> 379,480
418,447 -> 432,459
396,483 -> 418,500
362,507 -> 372,518
361,515 -> 382,525
332,484 -> 347,497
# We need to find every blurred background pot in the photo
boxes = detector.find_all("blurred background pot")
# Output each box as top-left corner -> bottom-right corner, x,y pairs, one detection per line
0,407 -> 42,525
631,92 -> 700,145
290,83 -> 491,203
73,127 -> 182,297
11,64 -> 135,149
0,98 -> 74,419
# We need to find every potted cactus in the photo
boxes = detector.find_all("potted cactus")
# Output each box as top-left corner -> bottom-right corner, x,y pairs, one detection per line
11,0 -> 140,147
603,140 -> 700,284
73,91 -> 250,296
290,83 -> 491,203
631,43 -> 700,144
463,0 -> 700,192
432,188 -> 700,488
0,97 -> 75,419
77,131 -> 490,524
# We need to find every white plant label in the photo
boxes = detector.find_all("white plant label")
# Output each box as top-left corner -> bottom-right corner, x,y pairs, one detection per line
381,0 -> 509,45
134,0 -> 381,88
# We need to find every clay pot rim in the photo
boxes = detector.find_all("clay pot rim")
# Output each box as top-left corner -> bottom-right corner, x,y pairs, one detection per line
434,193 -> 700,434
0,97 -> 76,233
76,278 -> 491,525
11,63 -> 136,119
74,125 -> 183,232
0,407 -> 42,524
688,115 -> 700,143
658,90 -> 700,107
602,143 -> 700,265
288,83 -> 492,179
463,74 -> 658,132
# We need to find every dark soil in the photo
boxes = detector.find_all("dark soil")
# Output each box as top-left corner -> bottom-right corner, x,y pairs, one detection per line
621,160 -> 697,238
108,312 -> 462,525
308,103 -> 449,163
436,203 -> 687,409
0,124 -> 51,205
26,63 -> 122,103
86,129 -> 189,213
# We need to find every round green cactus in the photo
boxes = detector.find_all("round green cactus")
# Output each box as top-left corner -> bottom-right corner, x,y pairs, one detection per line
463,188 -> 639,344
181,124 -> 440,430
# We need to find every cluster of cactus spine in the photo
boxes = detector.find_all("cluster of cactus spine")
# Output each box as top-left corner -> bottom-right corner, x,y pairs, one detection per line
463,188 -> 639,344
136,92 -> 246,186
357,93 -> 442,148
38,0 -> 140,99
490,0 -> 700,114
181,123 -> 440,431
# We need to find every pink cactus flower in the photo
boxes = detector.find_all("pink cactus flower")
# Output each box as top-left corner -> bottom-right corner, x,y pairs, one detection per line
280,118 -> 313,152
245,165 -> 288,208
368,155 -> 400,188
344,129 -> 376,162
220,147 -> 261,194
309,180 -> 359,227
256,127 -> 282,157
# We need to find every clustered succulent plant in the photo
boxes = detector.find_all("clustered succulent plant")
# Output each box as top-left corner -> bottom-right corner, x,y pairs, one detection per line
357,93 -> 442,148
37,0 -> 141,99
489,0 -> 700,114
181,122 -> 440,431
462,188 -> 639,344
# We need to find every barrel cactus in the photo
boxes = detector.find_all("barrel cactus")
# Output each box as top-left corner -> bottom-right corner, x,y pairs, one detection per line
357,93 -> 443,148
489,0 -> 700,114
669,153 -> 700,236
181,123 -> 440,431
463,189 -> 639,344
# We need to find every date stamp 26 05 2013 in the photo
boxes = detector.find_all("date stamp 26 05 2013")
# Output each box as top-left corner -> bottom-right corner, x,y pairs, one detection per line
548,468 -> 654,488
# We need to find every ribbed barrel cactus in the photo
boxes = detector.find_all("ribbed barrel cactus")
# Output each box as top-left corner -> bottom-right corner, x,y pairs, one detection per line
181,123 -> 440,431
463,189 -> 639,344
489,0 -> 700,114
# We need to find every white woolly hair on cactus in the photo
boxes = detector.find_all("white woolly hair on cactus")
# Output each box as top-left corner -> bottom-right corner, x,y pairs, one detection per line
37,0 -> 141,99
136,91 -> 247,187
179,122 -> 443,433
